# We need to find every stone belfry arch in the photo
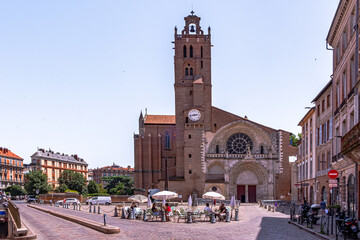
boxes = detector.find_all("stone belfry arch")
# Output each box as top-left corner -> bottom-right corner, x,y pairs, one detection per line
173,12 -> 212,196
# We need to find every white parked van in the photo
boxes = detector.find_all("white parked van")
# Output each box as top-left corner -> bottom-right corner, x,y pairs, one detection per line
86,196 -> 111,205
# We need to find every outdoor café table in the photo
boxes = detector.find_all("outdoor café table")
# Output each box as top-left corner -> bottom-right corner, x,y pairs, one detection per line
186,211 -> 198,223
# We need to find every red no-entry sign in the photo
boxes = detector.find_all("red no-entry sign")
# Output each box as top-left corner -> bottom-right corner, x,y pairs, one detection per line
328,169 -> 339,179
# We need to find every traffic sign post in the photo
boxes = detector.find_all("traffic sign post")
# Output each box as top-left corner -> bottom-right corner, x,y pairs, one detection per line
328,170 -> 339,179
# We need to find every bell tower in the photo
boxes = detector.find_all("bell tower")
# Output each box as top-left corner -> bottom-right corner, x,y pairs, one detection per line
173,11 -> 212,193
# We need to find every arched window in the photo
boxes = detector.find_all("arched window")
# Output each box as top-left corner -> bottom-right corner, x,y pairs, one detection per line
348,174 -> 355,217
201,60 -> 203,68
216,145 -> 220,154
201,46 -> 203,58
183,45 -> 187,58
185,68 -> 189,76
260,146 -> 264,154
165,133 -> 171,150
190,68 -> 193,76
190,45 -> 193,58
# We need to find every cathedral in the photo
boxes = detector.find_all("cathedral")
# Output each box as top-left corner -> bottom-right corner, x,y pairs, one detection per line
134,12 -> 296,202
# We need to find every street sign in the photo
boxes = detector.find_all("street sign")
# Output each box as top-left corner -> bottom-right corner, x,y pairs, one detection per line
329,180 -> 338,184
329,183 -> 338,188
274,203 -> 278,207
328,170 -> 339,179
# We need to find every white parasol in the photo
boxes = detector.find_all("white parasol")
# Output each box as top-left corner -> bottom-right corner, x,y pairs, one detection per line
202,191 -> 225,200
230,196 -> 236,209
188,195 -> 192,207
147,194 -> 152,208
152,191 -> 178,204
128,195 -> 148,203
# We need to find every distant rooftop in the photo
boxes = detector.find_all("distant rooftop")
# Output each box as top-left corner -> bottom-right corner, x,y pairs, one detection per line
0,147 -> 23,160
31,148 -> 87,165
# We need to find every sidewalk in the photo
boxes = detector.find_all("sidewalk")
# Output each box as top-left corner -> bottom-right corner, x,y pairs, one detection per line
264,204 -> 350,240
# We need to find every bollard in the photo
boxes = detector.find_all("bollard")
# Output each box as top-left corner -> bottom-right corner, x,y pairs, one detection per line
143,209 -> 147,221
226,211 -> 230,222
211,213 -> 216,223
93,206 -> 97,214
114,207 -> 118,217
63,203 -> 65,208
162,210 -> 166,222
234,208 -> 239,221
79,204 -> 81,211
89,205 -> 92,213
98,206 -> 101,214
104,214 -> 107,226
121,208 -> 126,219
187,213 -> 192,223
130,209 -> 135,220
73,204 -> 76,210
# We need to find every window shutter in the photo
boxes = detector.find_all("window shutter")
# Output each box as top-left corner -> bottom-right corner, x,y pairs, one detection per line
329,117 -> 333,139
316,128 -> 318,146
319,125 -> 322,145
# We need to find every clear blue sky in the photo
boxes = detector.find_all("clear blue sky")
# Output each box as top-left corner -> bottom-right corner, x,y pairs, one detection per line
0,1 -> 339,168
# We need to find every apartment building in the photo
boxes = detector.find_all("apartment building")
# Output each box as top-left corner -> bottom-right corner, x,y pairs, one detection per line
30,149 -> 88,188
0,147 -> 24,191
93,163 -> 134,185
313,80 -> 333,205
327,0 -> 359,218
297,108 -> 316,204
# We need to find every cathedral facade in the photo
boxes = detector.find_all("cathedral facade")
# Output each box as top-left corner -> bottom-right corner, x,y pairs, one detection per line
134,13 -> 296,202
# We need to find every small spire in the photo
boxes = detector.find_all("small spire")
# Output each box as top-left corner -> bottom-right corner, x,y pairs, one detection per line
191,10 -> 194,16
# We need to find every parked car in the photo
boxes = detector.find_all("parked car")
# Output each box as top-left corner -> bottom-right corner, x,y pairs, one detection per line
86,196 -> 111,205
27,195 -> 37,203
64,198 -> 80,205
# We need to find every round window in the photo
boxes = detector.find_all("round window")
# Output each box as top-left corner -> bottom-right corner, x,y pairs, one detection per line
211,186 -> 217,192
226,133 -> 253,154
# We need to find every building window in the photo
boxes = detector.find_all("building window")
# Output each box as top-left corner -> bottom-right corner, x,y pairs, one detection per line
327,94 -> 330,108
183,45 -> 186,58
215,145 -> 219,154
165,133 -> 171,150
322,99 -> 325,112
327,151 -> 331,168
189,154 -> 192,158
351,57 -> 355,89
201,60 -> 203,68
185,68 -> 189,76
201,46 -> 203,58
350,111 -> 355,129
336,83 -> 340,108
342,31 -> 347,53
317,105 -> 320,116
336,44 -> 340,63
190,45 -> 193,58
260,146 -> 264,154
188,134 -> 191,139
342,71 -> 347,101
190,68 -> 193,76
190,90 -> 193,95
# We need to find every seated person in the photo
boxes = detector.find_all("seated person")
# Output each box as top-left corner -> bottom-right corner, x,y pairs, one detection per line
204,203 -> 212,214
128,202 -> 137,217
216,203 -> 227,221
163,203 -> 172,221
151,203 -> 159,215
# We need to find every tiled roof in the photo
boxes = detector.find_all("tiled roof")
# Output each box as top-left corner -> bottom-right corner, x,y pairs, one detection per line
0,148 -> 23,160
145,115 -> 175,124
31,149 -> 88,165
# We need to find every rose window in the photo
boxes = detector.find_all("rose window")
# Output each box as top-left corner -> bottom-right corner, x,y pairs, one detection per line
226,133 -> 253,154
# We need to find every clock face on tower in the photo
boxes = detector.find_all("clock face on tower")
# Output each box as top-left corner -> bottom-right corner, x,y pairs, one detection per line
188,109 -> 201,121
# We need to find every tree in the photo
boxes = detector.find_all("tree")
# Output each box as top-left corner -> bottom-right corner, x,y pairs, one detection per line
87,180 -> 99,194
54,184 -> 68,193
290,133 -> 301,147
24,170 -> 52,195
102,176 -> 134,195
5,185 -> 26,196
58,170 -> 87,193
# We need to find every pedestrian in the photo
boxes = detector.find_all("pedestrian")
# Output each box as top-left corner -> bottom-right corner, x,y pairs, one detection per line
320,198 -> 326,216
